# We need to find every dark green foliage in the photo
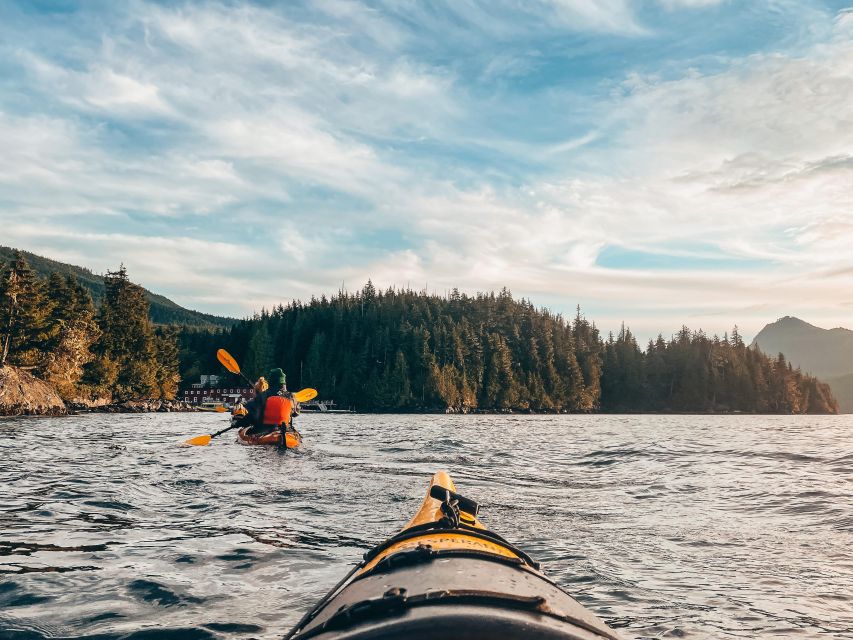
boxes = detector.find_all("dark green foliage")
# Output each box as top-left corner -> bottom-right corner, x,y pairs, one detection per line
1,254 -> 178,402
177,284 -> 837,414
599,326 -> 838,414
243,322 -> 275,381
177,284 -> 607,412
89,266 -> 159,400
0,253 -> 180,400
0,252 -> 54,367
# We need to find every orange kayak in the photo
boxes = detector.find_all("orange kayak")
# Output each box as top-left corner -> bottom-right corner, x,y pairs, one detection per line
237,427 -> 302,448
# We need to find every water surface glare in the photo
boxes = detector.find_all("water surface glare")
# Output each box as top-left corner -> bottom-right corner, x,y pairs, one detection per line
1,413 -> 852,639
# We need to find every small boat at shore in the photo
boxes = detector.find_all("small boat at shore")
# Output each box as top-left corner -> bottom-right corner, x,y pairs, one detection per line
197,401 -> 227,412
285,471 -> 620,640
236,426 -> 302,448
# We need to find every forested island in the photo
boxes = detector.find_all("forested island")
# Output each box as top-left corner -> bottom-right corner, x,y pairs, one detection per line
179,282 -> 838,414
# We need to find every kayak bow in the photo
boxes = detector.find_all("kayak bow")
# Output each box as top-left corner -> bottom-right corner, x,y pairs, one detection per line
286,471 -> 621,640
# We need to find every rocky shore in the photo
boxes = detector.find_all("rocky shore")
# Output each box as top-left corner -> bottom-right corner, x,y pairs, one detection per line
0,365 -> 196,416
0,365 -> 67,416
80,399 -> 197,413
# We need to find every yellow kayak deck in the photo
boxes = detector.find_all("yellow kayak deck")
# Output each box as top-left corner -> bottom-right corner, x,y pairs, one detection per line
360,471 -> 522,574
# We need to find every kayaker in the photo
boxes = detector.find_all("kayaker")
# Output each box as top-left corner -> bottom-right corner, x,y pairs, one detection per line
234,368 -> 300,440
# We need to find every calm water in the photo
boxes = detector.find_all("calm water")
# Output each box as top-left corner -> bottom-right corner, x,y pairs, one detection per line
1,413 -> 851,639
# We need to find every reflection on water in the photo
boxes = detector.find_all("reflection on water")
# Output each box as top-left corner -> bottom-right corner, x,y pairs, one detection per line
1,413 -> 852,638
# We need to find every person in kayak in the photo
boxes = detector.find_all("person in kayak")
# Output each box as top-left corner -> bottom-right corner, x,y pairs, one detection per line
234,368 -> 300,442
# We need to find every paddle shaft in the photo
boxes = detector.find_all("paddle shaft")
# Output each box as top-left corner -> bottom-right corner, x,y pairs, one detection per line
209,422 -> 240,440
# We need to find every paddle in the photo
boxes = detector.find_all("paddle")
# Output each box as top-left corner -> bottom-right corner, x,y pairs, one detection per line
183,350 -> 319,446
184,422 -> 240,446
293,388 -> 318,403
217,348 -> 254,386
218,349 -> 317,402
217,350 -> 317,402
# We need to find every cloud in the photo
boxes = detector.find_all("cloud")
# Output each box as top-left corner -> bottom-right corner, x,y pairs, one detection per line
2,1 -> 853,342
371,0 -> 646,38
657,0 -> 726,9
19,51 -> 172,116
545,0 -> 647,34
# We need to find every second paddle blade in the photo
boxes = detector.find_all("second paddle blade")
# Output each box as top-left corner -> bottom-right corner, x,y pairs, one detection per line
294,388 -> 318,402
185,434 -> 213,446
216,349 -> 241,374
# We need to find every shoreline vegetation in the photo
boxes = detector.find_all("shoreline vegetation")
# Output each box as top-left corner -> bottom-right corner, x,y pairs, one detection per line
181,281 -> 838,415
0,252 -> 839,416
0,251 -> 184,416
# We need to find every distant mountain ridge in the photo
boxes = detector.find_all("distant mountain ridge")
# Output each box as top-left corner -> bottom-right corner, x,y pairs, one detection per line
752,316 -> 853,412
0,246 -> 237,329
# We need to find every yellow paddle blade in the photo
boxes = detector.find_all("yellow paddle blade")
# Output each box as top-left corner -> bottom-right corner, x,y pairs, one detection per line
294,388 -> 318,402
216,349 -> 241,374
185,434 -> 213,446
214,406 -> 228,413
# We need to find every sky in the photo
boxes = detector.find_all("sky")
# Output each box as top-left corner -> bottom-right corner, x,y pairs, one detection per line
1,0 -> 852,342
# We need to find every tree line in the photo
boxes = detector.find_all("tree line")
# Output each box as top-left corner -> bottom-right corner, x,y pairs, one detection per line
0,251 -> 179,402
601,324 -> 837,413
179,282 -> 837,414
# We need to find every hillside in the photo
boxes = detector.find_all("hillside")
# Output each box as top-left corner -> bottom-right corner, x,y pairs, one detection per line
0,246 -> 237,329
823,373 -> 853,414
752,316 -> 853,412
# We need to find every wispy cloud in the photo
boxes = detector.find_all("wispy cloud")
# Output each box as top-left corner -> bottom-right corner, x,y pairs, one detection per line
1,0 -> 852,340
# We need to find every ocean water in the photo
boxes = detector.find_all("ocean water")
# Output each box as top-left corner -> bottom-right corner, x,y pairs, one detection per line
1,413 -> 851,639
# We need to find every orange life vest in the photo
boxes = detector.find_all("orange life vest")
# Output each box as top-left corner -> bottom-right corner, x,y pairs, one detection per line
262,395 -> 293,427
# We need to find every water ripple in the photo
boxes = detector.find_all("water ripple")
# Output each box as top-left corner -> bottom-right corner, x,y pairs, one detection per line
1,413 -> 852,638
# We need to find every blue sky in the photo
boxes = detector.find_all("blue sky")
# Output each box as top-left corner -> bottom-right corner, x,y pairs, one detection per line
2,0 -> 852,341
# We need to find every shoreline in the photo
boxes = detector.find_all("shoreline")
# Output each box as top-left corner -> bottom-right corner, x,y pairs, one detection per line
1,406 -> 843,417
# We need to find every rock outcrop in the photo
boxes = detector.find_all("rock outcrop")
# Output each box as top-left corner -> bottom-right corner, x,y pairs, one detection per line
0,365 -> 68,416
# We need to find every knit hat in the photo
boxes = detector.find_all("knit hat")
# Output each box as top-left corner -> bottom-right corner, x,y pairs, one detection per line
268,368 -> 286,385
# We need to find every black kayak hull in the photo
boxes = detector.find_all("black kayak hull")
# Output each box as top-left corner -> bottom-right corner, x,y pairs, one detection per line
286,472 -> 621,640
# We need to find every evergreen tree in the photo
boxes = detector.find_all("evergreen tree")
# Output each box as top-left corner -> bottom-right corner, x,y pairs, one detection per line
42,274 -> 100,399
153,327 -> 180,400
89,266 -> 160,400
243,322 -> 275,381
0,252 -> 53,368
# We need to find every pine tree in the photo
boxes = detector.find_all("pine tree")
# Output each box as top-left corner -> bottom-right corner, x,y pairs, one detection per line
389,350 -> 412,407
482,333 -> 520,409
89,266 -> 159,400
244,323 -> 275,381
0,252 -> 53,367
153,327 -> 180,400
42,274 -> 100,399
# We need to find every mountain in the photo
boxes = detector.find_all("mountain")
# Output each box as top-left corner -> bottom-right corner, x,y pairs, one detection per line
752,316 -> 853,412
0,246 -> 237,329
